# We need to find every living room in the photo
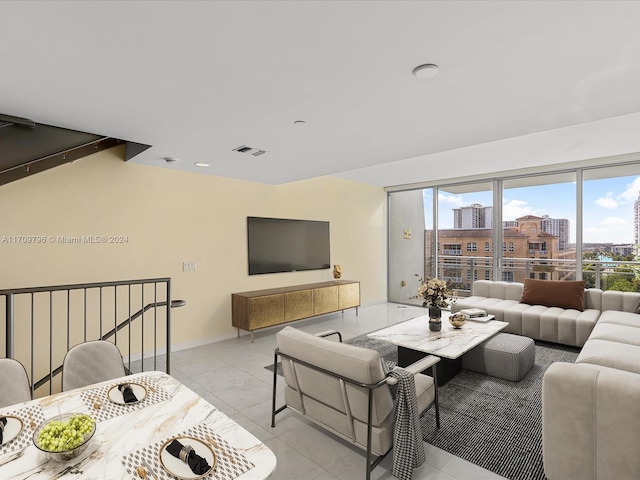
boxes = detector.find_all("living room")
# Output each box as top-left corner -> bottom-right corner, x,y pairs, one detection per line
2,2 -> 640,479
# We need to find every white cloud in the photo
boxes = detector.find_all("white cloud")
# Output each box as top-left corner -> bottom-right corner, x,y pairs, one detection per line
595,196 -> 618,209
602,216 -> 626,226
617,176 -> 640,204
503,199 -> 542,221
437,193 -> 464,207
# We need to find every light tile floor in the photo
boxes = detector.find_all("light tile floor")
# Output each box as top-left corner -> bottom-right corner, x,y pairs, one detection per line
146,303 -> 508,480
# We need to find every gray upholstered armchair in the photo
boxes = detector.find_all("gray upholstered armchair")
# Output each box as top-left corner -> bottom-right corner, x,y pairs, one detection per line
271,326 -> 440,479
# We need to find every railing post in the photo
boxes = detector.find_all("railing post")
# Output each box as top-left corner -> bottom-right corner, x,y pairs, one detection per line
166,280 -> 171,374
595,264 -> 601,290
5,294 -> 14,358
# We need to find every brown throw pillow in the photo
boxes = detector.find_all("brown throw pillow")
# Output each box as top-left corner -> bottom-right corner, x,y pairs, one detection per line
520,279 -> 585,311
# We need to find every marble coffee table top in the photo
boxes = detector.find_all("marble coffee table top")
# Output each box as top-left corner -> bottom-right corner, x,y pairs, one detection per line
367,312 -> 508,359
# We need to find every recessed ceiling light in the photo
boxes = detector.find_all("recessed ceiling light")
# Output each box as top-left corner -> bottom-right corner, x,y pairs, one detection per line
294,120 -> 306,125
194,162 -> 210,168
412,64 -> 439,79
164,157 -> 179,164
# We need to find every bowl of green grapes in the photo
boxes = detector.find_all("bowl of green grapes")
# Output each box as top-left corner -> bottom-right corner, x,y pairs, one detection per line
33,413 -> 96,461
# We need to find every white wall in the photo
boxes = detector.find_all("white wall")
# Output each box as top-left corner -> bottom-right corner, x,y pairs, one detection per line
0,146 -> 387,351
388,190 -> 425,302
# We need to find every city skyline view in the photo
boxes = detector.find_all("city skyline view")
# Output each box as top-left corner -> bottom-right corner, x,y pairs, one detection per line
422,174 -> 640,244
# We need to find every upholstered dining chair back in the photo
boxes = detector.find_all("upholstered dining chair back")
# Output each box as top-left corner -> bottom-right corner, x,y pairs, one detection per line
62,340 -> 126,391
0,358 -> 32,408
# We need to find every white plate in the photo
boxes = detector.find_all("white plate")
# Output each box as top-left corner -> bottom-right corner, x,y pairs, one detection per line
107,382 -> 147,405
159,436 -> 216,479
467,314 -> 495,322
1,415 -> 24,446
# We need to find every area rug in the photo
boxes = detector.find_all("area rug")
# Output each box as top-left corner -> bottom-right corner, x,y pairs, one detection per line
267,331 -> 580,480
419,341 -> 578,480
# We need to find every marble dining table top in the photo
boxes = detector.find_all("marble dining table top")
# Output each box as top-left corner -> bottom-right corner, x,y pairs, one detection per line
367,312 -> 509,359
0,371 -> 276,479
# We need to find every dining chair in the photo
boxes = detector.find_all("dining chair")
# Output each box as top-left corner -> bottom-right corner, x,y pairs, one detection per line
0,358 -> 32,408
62,340 -> 126,391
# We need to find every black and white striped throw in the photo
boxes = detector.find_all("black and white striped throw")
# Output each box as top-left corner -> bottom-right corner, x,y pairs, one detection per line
387,366 -> 425,480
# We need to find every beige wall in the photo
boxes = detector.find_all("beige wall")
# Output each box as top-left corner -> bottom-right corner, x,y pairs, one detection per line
0,146 -> 387,352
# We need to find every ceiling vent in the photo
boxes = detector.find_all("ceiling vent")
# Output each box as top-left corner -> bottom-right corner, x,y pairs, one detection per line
233,145 -> 267,157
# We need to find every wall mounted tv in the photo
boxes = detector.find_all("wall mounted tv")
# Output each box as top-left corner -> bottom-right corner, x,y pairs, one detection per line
247,216 -> 330,275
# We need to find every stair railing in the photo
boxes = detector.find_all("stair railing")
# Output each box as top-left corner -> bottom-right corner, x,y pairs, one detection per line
1,277 -> 185,397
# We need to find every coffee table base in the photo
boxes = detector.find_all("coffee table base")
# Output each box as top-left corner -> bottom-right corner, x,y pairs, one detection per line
398,346 -> 461,386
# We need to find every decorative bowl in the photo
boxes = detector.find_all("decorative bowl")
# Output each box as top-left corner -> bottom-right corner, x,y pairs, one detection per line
33,413 -> 96,461
449,313 -> 466,329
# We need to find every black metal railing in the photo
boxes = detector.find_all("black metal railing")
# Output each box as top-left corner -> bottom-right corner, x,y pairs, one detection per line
436,256 -> 640,294
1,278 -> 185,397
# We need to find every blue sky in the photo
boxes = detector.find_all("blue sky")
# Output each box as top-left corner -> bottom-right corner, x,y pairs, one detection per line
423,175 -> 640,244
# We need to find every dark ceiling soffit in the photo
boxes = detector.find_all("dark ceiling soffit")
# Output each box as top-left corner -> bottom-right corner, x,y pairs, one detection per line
0,119 -> 152,187
0,136 -> 123,187
125,141 -> 152,161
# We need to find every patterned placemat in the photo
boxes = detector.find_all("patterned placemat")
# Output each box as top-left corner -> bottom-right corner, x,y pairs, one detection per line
121,424 -> 255,480
0,404 -> 45,455
81,376 -> 171,423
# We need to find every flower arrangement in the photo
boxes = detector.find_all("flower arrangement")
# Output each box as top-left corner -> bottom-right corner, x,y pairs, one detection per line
416,275 -> 451,308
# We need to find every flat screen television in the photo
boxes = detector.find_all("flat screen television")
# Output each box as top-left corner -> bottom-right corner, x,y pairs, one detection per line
247,217 -> 330,275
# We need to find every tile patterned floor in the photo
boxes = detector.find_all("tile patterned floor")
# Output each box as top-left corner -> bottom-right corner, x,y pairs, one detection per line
142,303 -> 508,480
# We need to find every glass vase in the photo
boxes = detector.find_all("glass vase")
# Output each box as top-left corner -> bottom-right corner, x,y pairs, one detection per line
428,305 -> 442,332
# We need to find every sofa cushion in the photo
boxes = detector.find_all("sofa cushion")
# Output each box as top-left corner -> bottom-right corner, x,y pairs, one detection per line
452,296 -> 488,312
601,290 -> 640,314
452,296 -> 503,313
584,288 -> 603,311
597,309 -> 640,327
520,279 -> 585,311
481,299 -> 520,322
576,338 -> 640,375
588,322 -> 640,347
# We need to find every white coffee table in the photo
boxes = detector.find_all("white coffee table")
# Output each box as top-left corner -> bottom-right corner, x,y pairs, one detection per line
368,311 -> 508,384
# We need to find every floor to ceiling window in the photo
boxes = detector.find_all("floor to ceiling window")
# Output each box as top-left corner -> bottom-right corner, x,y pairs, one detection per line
437,183 -> 493,291
502,173 -> 576,283
388,159 -> 640,302
583,164 -> 640,291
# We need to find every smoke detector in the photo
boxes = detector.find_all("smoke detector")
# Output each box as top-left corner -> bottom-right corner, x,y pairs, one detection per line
233,145 -> 267,157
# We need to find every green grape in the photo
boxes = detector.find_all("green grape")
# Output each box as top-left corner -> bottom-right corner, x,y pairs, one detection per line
37,414 -> 95,451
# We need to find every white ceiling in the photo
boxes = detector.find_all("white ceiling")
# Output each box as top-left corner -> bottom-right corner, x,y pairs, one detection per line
3,1 -> 640,187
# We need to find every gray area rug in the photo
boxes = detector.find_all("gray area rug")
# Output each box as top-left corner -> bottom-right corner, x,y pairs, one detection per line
267,331 -> 579,480
419,341 -> 578,480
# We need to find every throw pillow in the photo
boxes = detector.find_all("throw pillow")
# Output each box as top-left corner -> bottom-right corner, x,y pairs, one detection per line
520,279 -> 585,311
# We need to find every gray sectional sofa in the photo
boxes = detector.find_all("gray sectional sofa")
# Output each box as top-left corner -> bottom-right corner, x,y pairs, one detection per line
452,279 -> 640,480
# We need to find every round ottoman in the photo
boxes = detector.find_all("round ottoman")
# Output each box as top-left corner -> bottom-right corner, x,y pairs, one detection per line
462,333 -> 535,382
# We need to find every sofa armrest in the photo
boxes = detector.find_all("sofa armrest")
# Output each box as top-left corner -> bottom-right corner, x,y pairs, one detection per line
543,362 -> 640,480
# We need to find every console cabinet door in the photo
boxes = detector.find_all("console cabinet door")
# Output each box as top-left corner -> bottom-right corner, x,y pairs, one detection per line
338,283 -> 360,309
248,294 -> 284,329
284,290 -> 314,322
313,286 -> 339,315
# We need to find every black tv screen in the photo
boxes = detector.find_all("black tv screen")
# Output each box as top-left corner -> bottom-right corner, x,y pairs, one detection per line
247,217 -> 330,275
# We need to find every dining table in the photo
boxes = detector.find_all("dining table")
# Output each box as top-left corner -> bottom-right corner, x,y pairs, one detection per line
0,371 -> 277,479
